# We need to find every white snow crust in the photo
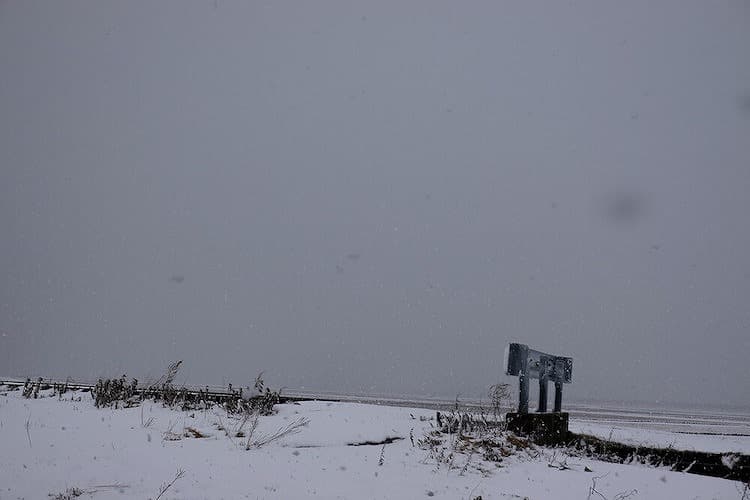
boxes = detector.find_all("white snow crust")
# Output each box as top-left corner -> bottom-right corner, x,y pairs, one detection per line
0,386 -> 744,499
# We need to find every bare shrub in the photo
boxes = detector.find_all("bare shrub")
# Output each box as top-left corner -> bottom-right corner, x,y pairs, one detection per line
153,468 -> 185,500
87,361 -> 191,410
140,406 -> 155,428
92,376 -> 138,408
22,378 -> 32,398
162,420 -> 182,442
48,487 -> 83,500
147,360 -> 183,390
236,410 -> 260,440
223,373 -> 280,416
23,378 -> 43,399
738,475 -> 750,500
25,412 -> 32,448
244,416 -> 309,449
418,409 -> 522,474
184,427 -> 207,438
488,383 -> 510,421
49,485 -> 130,499
143,360 -> 184,406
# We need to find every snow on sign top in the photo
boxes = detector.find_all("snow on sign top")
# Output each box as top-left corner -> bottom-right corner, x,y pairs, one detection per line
504,343 -> 573,383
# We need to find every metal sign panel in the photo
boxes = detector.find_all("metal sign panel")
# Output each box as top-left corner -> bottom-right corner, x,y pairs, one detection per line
504,342 -> 574,414
504,343 -> 572,383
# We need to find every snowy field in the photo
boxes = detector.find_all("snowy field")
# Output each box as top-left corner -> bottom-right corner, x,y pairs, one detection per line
567,402 -> 750,439
569,421 -> 750,456
0,386 -> 746,500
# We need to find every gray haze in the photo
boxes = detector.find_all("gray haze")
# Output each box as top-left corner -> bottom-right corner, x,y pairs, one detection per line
1,1 -> 749,408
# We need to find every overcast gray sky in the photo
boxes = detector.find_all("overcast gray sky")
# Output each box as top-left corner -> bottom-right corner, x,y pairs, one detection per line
1,1 -> 749,408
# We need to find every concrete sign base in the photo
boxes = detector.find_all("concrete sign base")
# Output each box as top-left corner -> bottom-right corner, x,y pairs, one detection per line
506,412 -> 570,444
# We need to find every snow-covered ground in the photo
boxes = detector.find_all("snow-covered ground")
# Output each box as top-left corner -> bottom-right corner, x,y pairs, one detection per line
569,420 -> 750,455
566,402 -> 750,438
0,386 -> 745,500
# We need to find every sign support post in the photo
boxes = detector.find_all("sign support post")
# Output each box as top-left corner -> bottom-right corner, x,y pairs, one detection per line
517,344 -> 529,414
